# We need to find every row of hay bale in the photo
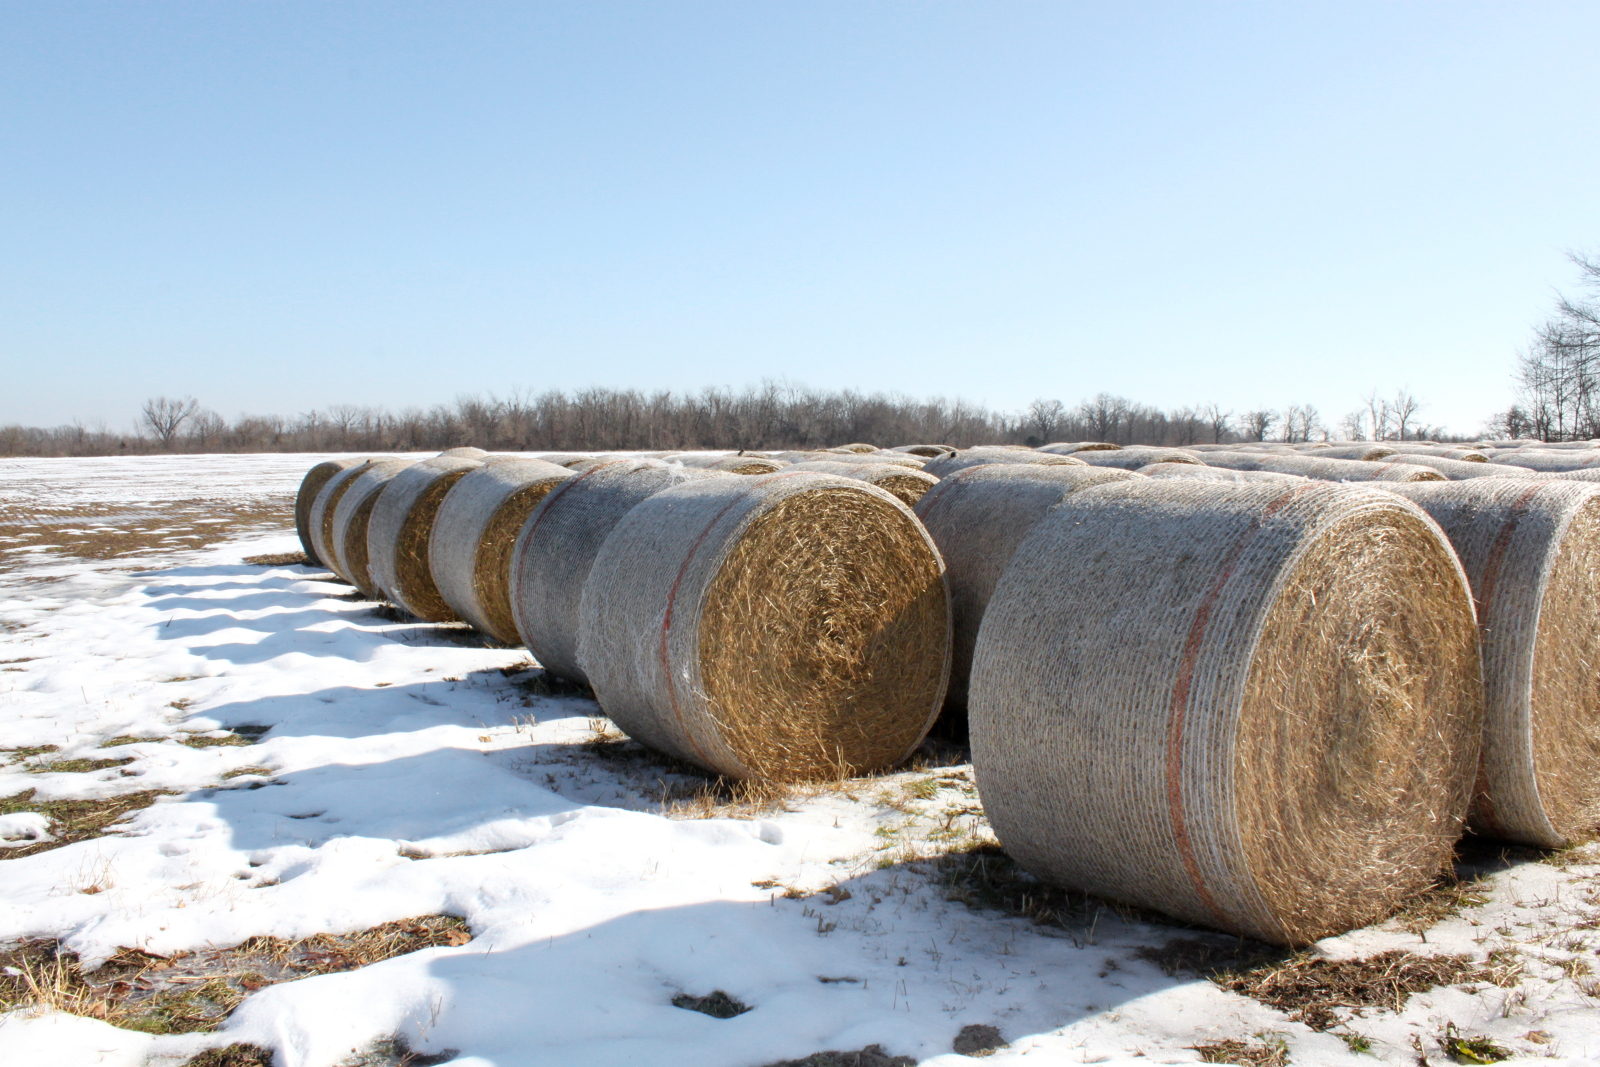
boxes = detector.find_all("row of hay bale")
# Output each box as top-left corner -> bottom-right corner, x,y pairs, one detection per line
291,442 -> 1600,948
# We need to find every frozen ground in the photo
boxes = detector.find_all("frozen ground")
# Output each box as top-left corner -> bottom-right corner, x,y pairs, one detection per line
3,454 -> 1600,1066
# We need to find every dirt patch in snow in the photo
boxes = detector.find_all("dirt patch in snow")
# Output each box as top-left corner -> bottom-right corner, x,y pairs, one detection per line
0,498 -> 291,572
0,787 -> 178,858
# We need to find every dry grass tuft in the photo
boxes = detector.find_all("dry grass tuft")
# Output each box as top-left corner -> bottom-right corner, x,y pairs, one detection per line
671,989 -> 750,1018
1191,1036 -> 1290,1067
182,1045 -> 274,1067
1438,1023 -> 1512,1064
242,551 -> 310,567
759,1046 -> 915,1067
0,787 -> 176,858
0,916 -> 471,1035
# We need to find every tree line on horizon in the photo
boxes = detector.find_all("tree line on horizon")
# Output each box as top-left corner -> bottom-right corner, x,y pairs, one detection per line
0,381 -> 1469,458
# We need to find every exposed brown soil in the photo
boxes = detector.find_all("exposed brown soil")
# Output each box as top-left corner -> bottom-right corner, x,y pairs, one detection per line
0,499 -> 291,573
760,1047 -> 915,1067
243,551 -> 311,567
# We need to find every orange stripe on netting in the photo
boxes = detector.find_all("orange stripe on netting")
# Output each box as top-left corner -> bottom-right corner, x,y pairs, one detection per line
658,471 -> 814,769
1164,485 -> 1311,928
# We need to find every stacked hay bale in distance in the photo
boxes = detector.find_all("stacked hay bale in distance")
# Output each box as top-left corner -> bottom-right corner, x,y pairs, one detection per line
890,444 -> 956,456
1384,479 -> 1600,846
914,464 -> 1142,731
309,460 -> 378,571
671,453 -> 788,474
1382,454 -> 1536,479
329,459 -> 416,596
577,472 -> 950,780
1139,462 -> 1305,483
922,447 -> 1086,479
785,460 -> 940,507
430,458 -> 575,643
367,455 -> 483,620
439,446 -> 489,459
1201,451 -> 1445,483
1490,451 -> 1600,473
509,459 -> 730,683
1075,446 -> 1203,470
1036,442 -> 1122,454
296,459 -> 359,564
969,479 -> 1483,945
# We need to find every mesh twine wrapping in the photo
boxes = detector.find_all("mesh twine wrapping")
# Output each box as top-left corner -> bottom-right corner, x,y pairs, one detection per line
1139,462 -> 1306,483
295,460 -> 357,564
890,444 -> 956,457
438,446 -> 488,459
1384,479 -> 1600,846
1305,444 -> 1398,461
576,471 -> 951,781
913,464 -> 1141,720
969,479 -> 1482,946
309,460 -> 377,570
785,461 -> 940,507
828,443 -> 880,454
671,453 -> 788,474
770,451 -> 926,469
508,459 -> 731,682
922,447 -> 1087,479
1538,468 -> 1600,483
366,456 -> 482,620
331,460 -> 415,595
429,459 -> 573,643
1201,451 -> 1446,483
1037,442 -> 1123,454
1076,446 -> 1204,470
1490,451 -> 1600,473
1382,454 -> 1536,479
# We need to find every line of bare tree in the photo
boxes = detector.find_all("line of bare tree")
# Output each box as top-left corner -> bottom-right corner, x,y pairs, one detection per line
1493,252 -> 1600,441
0,381 -> 1460,458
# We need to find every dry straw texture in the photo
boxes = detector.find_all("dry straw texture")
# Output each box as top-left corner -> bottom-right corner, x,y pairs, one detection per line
785,460 -> 940,507
671,453 -> 788,474
330,459 -> 415,595
430,458 -> 574,644
1384,479 -> 1600,847
827,443 -> 880,454
295,460 -> 358,564
1490,451 -> 1600,473
914,464 -> 1141,723
1139,462 -> 1305,483
577,471 -> 950,780
438,446 -> 488,459
1076,446 -> 1203,470
509,459 -> 731,683
890,444 -> 956,456
1381,454 -> 1535,479
366,456 -> 483,620
309,460 -> 377,570
1200,451 -> 1446,483
922,447 -> 1087,479
1036,442 -> 1123,454
969,479 -> 1482,945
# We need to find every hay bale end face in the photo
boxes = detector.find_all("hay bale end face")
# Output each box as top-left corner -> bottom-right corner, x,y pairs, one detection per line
786,460 -> 940,507
913,464 -> 1142,727
1385,479 -> 1600,847
296,460 -> 358,564
430,459 -> 574,643
970,479 -> 1482,945
922,447 -> 1086,479
330,459 -> 415,595
309,460 -> 378,571
578,472 -> 950,781
509,459 -> 731,683
367,456 -> 483,620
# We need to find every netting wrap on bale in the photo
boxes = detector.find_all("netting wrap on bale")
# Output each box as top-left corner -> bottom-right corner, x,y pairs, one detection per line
296,460 -> 358,564
671,453 -> 788,474
330,459 -> 415,596
922,447 -> 1086,479
1036,442 -> 1122,454
1201,451 -> 1446,483
577,471 -> 950,781
786,460 -> 940,507
913,464 -> 1142,724
1076,446 -> 1204,470
1139,462 -> 1305,483
430,459 -> 574,643
1305,444 -> 1398,461
439,446 -> 489,459
309,460 -> 378,571
969,479 -> 1483,945
366,456 -> 483,620
890,444 -> 956,457
1384,479 -> 1600,847
1491,451 -> 1600,473
1382,454 -> 1535,480
509,459 -> 731,683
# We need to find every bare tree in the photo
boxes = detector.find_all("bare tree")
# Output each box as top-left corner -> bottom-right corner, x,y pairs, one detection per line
1339,410 -> 1367,441
1241,409 -> 1275,442
188,410 -> 226,449
1201,403 -> 1231,444
1389,389 -> 1422,441
141,396 -> 200,449
1025,398 -> 1065,445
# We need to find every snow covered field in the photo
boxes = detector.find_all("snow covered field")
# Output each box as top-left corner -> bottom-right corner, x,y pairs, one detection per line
4,454 -> 1600,1067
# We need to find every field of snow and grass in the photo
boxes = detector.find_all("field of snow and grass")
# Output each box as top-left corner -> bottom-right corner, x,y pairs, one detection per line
4,453 -> 1600,1067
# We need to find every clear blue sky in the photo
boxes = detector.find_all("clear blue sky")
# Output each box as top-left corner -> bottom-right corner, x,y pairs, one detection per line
4,2 -> 1597,436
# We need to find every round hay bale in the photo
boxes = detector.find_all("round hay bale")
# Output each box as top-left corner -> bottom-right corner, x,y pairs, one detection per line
672,454 -> 788,474
890,444 -> 956,457
1305,444 -> 1398,461
330,459 -> 416,595
1383,454 -> 1536,479
296,460 -> 359,564
430,458 -> 575,643
1383,479 -> 1600,846
970,479 -> 1483,945
1076,446 -> 1203,470
826,443 -> 879,454
509,459 -> 731,682
1536,468 -> 1600,483
914,464 -> 1142,728
439,446 -> 488,459
1036,441 -> 1123,454
1490,451 -> 1600,473
367,456 -> 483,620
1201,451 -> 1446,483
1139,462 -> 1305,483
309,460 -> 378,571
785,460 -> 940,507
577,472 -> 950,780
922,447 -> 1086,479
